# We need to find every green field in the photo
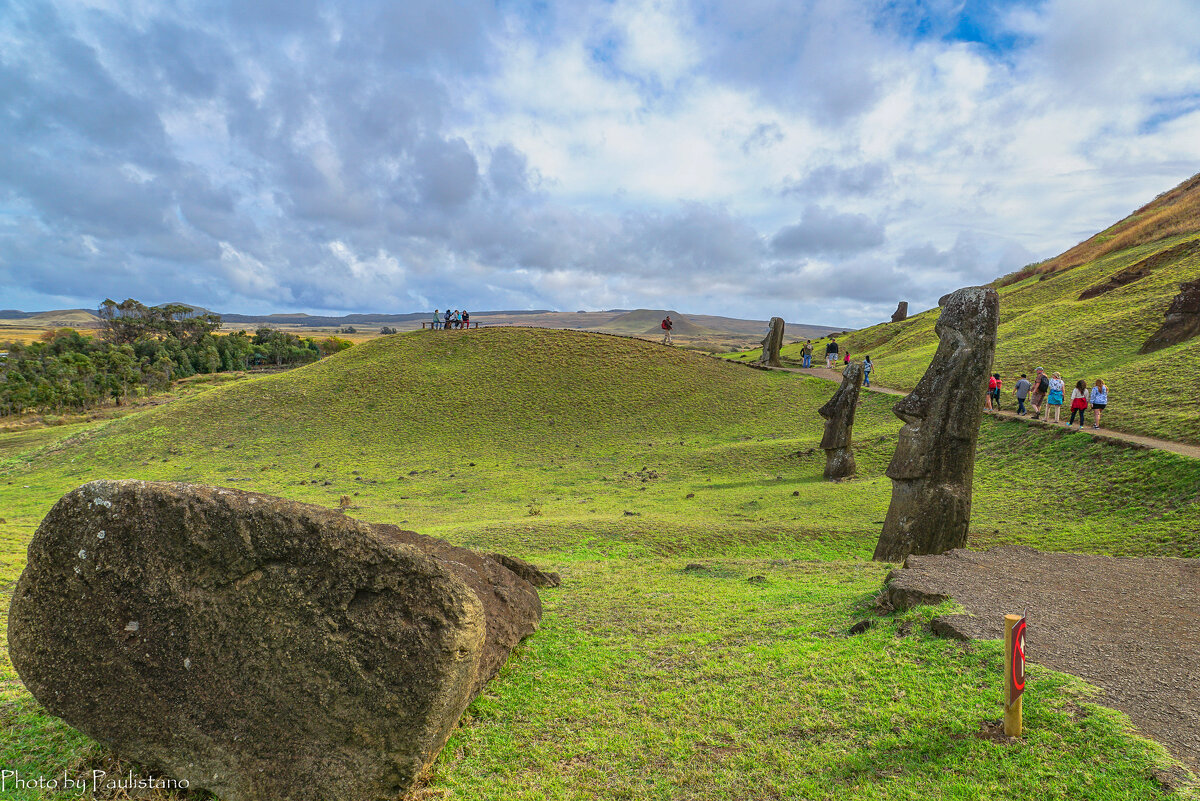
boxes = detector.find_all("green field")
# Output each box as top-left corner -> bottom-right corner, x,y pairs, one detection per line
1,329 -> 1196,799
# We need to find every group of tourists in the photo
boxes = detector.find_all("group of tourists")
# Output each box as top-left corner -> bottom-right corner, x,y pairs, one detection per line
431,309 -> 471,329
797,337 -> 873,386
995,367 -> 1109,429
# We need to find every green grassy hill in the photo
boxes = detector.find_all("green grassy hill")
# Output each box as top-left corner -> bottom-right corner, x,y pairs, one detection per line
2,328 -> 1198,799
736,174 -> 1200,445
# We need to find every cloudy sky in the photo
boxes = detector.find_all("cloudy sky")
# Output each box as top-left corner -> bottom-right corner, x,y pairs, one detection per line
3,0 -> 1200,327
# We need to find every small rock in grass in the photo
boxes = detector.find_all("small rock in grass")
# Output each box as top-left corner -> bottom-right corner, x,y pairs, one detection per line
747,575 -> 767,584
314,462 -> 321,468
683,563 -> 707,572
848,620 -> 874,635
623,510 -> 638,516
792,490 -> 800,497
685,493 -> 695,499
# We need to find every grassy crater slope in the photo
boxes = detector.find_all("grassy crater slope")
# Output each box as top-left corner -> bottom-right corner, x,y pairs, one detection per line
738,206 -> 1200,445
1,328 -> 1197,799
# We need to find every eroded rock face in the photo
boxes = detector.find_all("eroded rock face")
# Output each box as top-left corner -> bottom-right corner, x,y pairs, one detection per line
758,317 -> 786,367
8,480 -> 543,801
1141,279 -> 1200,353
873,286 -> 999,562
890,301 -> 908,323
817,361 -> 864,479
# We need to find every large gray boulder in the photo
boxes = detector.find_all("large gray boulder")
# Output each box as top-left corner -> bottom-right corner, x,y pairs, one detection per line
817,361 -> 864,479
873,287 -> 999,562
8,480 -> 544,801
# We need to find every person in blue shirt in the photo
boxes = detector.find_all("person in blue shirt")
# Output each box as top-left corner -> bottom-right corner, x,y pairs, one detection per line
1089,379 -> 1108,429
432,309 -> 440,329
863,355 -> 873,386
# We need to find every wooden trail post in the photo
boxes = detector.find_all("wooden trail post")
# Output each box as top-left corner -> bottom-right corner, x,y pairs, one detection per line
1004,613 -> 1027,737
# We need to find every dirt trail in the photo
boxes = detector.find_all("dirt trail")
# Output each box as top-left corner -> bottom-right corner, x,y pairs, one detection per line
767,363 -> 1200,460
888,545 -> 1200,774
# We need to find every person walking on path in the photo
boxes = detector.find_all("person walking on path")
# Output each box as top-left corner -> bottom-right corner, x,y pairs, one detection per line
825,337 -> 839,368
1090,379 -> 1108,429
1030,368 -> 1049,419
863,355 -> 873,386
843,349 -> 851,366
1068,380 -> 1089,429
432,309 -> 441,330
986,373 -> 1001,411
802,340 -> 813,368
1014,374 -> 1031,416
1047,372 -> 1065,423
661,315 -> 674,345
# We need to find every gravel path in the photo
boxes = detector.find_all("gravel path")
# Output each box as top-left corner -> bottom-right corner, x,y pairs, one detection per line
886,545 -> 1200,770
765,363 -> 1200,460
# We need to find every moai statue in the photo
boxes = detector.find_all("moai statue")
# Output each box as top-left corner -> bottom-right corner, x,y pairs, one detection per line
817,361 -> 864,480
872,286 -> 1000,562
758,317 -> 785,367
891,301 -> 908,323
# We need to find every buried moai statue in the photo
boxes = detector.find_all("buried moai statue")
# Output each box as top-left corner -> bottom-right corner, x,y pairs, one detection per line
817,361 -> 864,479
758,316 -> 785,367
891,301 -> 908,323
872,286 -> 1000,562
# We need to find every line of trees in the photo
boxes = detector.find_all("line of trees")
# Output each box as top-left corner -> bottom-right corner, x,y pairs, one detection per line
0,299 -> 353,416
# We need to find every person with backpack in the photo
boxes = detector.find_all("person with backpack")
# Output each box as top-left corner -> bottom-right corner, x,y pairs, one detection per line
825,337 -> 838,368
1047,372 -> 1065,423
802,340 -> 813,368
986,373 -> 1002,411
1030,368 -> 1050,419
863,355 -> 873,386
444,309 -> 452,330
843,349 -> 851,366
1014,374 -> 1031,416
1090,378 -> 1108,429
1068,379 -> 1089,429
661,315 -> 674,345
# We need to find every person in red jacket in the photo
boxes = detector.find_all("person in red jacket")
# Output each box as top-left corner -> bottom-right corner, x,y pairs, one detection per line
660,315 -> 674,345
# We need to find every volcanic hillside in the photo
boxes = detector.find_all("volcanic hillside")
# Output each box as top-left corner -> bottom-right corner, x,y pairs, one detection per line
59,328 -> 827,472
799,173 -> 1200,445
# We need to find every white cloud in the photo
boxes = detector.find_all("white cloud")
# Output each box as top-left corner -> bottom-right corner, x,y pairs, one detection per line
4,0 -> 1200,327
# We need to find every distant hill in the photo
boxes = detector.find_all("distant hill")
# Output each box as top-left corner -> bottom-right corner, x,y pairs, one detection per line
0,309 -> 101,327
812,171 -> 1200,445
600,309 -> 718,337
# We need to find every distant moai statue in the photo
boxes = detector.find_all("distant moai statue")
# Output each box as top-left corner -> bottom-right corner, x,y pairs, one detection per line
758,317 -> 785,367
817,361 -> 864,480
891,301 -> 908,323
872,286 -> 1000,562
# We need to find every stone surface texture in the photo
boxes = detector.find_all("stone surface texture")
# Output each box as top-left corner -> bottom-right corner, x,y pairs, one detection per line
817,361 -> 864,479
758,316 -> 785,367
873,286 -> 999,562
8,480 -> 544,801
1141,278 -> 1200,352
